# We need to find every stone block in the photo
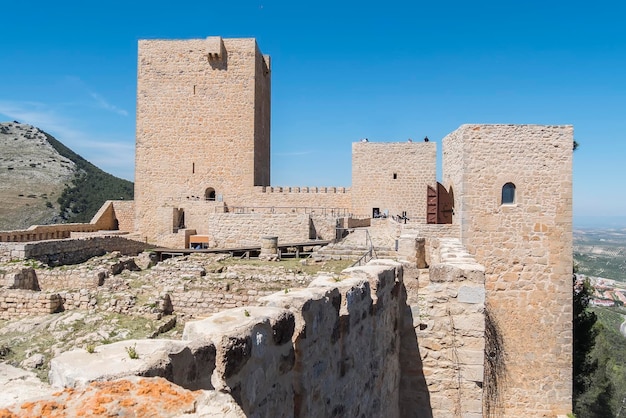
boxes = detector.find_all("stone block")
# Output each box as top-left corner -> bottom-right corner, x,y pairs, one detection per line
458,285 -> 485,304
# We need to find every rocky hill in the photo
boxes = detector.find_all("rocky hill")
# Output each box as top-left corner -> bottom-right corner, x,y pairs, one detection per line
0,122 -> 133,230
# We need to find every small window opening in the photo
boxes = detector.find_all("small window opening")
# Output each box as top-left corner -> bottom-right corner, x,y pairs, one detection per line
205,187 -> 216,201
192,162 -> 195,174
501,182 -> 516,204
193,85 -> 196,95
393,173 -> 397,179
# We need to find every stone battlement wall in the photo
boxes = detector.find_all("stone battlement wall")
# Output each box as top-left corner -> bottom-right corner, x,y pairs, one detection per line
245,186 -> 352,215
256,185 -> 349,194
0,200 -> 124,244
0,224 -> 99,243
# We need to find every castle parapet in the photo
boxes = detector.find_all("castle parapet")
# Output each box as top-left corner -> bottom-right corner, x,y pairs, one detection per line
255,185 -> 348,194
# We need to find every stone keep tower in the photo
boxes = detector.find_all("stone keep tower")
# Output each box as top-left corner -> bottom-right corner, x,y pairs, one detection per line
135,37 -> 271,242
443,124 -> 573,416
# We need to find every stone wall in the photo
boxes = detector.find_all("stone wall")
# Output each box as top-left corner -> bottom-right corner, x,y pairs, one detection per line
8,236 -> 149,266
48,260 -> 407,417
398,238 -> 486,418
108,200 -> 135,233
205,213 -> 312,248
0,267 -> 39,290
247,186 -> 351,212
170,289 -> 276,316
0,289 -> 63,319
0,200 -> 128,245
442,124 -> 573,416
351,141 -> 437,221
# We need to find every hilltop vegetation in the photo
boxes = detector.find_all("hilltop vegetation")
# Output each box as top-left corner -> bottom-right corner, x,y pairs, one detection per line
0,122 -> 133,229
43,131 -> 133,223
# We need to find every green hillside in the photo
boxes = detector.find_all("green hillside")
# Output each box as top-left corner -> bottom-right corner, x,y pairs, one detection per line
44,131 -> 134,223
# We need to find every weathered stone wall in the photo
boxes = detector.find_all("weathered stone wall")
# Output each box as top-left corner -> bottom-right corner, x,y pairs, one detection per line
205,213 -> 312,248
397,238 -> 486,418
170,289 -> 276,316
48,261 -> 406,417
36,269 -> 102,292
135,37 -> 271,243
108,200 -> 135,233
351,141 -> 437,221
17,236 -> 149,266
0,267 -> 39,290
442,124 -> 573,417
88,201 -> 118,231
0,289 -> 62,319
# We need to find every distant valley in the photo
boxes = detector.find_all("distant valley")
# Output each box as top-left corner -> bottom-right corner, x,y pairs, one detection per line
574,227 -> 626,283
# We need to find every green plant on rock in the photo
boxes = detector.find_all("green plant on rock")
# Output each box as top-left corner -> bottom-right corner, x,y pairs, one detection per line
86,343 -> 96,354
125,343 -> 139,359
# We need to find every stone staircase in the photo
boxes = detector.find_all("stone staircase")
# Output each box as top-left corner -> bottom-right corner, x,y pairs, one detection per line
311,227 -> 399,263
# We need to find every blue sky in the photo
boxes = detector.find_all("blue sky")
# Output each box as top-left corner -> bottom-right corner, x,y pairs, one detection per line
1,1 -> 625,226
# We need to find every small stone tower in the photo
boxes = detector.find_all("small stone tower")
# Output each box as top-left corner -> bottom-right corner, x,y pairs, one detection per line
134,37 -> 271,242
443,124 -> 573,416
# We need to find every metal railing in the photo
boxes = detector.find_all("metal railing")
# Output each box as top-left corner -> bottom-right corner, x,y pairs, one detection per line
347,228 -> 377,267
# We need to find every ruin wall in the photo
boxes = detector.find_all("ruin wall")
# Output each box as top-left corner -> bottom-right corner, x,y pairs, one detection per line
1,236 -> 150,266
169,288 -> 276,316
0,289 -> 63,319
49,261 -> 406,416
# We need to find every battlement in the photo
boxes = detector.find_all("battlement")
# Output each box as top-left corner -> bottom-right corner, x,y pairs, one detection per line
254,185 -> 349,194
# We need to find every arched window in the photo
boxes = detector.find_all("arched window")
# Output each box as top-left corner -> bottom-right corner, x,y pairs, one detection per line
501,183 -> 516,205
204,187 -> 216,201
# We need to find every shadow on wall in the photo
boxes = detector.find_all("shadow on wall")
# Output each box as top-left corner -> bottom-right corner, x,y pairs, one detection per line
399,280 -> 433,418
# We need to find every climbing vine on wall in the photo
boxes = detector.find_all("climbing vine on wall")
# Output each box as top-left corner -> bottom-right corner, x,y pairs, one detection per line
484,306 -> 507,418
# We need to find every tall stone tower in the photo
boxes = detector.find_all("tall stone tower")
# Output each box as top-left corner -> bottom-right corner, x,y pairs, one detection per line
442,124 -> 573,416
135,37 -> 271,243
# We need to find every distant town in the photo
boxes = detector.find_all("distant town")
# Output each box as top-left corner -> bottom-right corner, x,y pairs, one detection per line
578,275 -> 626,307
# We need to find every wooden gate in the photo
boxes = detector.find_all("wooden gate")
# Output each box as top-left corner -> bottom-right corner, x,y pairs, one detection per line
427,183 -> 453,224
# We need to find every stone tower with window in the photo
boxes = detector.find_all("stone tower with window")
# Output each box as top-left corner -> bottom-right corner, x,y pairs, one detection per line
442,124 -> 573,416
135,37 -> 271,243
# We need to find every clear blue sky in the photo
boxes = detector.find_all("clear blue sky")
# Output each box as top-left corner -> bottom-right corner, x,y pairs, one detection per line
1,0 -> 625,226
